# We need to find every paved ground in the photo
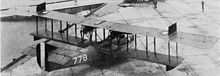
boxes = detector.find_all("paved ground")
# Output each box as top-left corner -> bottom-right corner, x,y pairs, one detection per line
1,0 -> 220,76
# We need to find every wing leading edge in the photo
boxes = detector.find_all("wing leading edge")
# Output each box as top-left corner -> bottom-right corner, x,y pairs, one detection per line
33,10 -> 219,49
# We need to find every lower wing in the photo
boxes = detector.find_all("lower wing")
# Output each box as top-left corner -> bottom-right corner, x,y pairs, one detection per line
127,49 -> 184,71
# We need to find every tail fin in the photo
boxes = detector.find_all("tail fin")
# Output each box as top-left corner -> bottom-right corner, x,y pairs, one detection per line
36,43 -> 56,71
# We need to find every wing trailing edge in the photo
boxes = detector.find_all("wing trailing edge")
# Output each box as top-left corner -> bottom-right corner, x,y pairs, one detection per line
32,10 -> 218,49
128,49 -> 184,71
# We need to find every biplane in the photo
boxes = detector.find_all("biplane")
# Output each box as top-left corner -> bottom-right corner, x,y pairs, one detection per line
4,1 -> 219,74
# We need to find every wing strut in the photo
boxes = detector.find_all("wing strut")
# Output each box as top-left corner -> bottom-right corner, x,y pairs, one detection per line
168,41 -> 171,62
176,42 -> 178,58
45,18 -> 47,31
103,29 -> 106,40
60,21 -> 62,32
66,22 -> 69,42
33,16 -> 41,41
135,34 -> 137,50
146,36 -> 148,60
95,28 -> 97,42
51,19 -> 54,39
154,37 -> 156,54
36,16 -> 39,35
80,29 -> 84,43
75,24 -> 77,38
127,34 -> 129,53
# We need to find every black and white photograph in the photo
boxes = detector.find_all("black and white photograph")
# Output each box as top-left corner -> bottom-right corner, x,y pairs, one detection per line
1,0 -> 220,76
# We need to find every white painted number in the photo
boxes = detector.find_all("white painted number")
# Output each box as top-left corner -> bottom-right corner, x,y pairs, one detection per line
82,54 -> 87,61
78,55 -> 82,63
72,54 -> 88,64
72,57 -> 77,64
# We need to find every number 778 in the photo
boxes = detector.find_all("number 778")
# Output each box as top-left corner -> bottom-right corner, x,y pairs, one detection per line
72,54 -> 88,64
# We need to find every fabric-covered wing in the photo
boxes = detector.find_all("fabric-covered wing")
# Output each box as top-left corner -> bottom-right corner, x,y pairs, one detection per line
127,49 -> 184,68
1,8 -> 35,17
33,10 -> 219,49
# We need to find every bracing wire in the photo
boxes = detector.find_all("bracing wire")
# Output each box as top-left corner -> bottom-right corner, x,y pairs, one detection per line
131,2 -> 169,76
116,4 -> 169,75
137,38 -> 168,76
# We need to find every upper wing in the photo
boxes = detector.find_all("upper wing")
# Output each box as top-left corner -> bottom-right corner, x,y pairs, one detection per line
1,8 -> 35,17
33,10 -> 219,49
